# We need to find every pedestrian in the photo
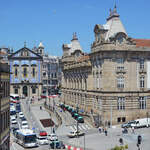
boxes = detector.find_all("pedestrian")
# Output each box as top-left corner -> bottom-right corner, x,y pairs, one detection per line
98,126 -> 102,133
132,126 -> 135,134
104,128 -> 107,136
102,126 -> 105,132
119,138 -> 123,145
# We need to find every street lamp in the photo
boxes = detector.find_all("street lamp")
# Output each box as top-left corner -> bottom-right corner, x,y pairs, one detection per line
84,133 -> 85,150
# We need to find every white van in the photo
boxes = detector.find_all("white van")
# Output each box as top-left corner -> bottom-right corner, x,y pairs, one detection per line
131,118 -> 150,128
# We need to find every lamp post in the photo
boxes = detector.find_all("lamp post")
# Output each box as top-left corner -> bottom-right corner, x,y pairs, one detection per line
110,97 -> 113,128
84,133 -> 85,150
76,103 -> 79,147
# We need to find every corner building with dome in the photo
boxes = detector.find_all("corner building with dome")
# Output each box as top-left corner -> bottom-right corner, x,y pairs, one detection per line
61,6 -> 150,126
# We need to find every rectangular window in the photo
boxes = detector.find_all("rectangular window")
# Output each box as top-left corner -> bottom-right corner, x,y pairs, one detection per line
32,88 -> 36,94
32,68 -> 35,77
140,76 -> 144,88
23,68 -> 27,77
117,97 -> 125,110
14,88 -> 18,94
117,117 -> 121,123
15,68 -> 18,76
122,117 -> 126,122
140,59 -> 144,69
117,77 -> 124,88
139,96 -> 146,109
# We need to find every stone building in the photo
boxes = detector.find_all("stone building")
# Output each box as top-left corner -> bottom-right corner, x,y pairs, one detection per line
42,54 -> 60,95
8,44 -> 43,98
0,60 -> 10,150
61,6 -> 150,126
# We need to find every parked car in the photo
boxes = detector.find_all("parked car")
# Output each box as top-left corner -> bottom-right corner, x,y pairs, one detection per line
11,117 -> 17,125
68,107 -> 73,112
71,110 -> 77,115
19,112 -> 24,119
39,130 -> 47,136
49,140 -> 65,149
37,136 -> 49,145
74,113 -> 79,119
67,130 -> 85,138
20,117 -> 27,121
76,116 -> 84,123
47,134 -> 58,141
121,120 -> 137,128
21,121 -> 29,129
16,105 -> 21,113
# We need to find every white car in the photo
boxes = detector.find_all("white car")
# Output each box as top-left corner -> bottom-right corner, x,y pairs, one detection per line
19,112 -> 24,118
11,118 -> 17,125
21,121 -> 29,129
47,134 -> 58,141
37,136 -> 49,145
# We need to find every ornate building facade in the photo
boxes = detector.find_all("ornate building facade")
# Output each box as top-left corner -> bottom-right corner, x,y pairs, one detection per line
0,61 -> 10,150
61,6 -> 150,126
42,54 -> 61,95
8,44 -> 43,98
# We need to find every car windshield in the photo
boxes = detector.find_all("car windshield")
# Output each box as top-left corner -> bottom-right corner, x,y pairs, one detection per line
39,137 -> 47,140
24,135 -> 36,143
22,123 -> 27,125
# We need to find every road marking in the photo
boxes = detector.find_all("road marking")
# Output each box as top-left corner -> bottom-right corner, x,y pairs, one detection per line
81,124 -> 87,130
85,124 -> 90,130
78,125 -> 82,130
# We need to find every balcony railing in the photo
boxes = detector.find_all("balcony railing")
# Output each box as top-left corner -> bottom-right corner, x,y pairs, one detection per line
116,67 -> 126,74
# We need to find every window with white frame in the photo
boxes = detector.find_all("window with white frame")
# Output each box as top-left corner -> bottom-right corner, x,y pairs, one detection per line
140,59 -> 144,69
117,76 -> 124,88
139,96 -> 146,109
140,76 -> 144,88
117,97 -> 125,110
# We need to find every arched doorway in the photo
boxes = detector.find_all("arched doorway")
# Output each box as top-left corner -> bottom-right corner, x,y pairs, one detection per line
23,86 -> 28,97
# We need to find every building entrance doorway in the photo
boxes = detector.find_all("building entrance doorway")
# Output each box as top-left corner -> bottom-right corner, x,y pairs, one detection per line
23,86 -> 28,97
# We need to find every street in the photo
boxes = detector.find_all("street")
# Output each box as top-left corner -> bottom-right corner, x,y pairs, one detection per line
10,96 -> 150,150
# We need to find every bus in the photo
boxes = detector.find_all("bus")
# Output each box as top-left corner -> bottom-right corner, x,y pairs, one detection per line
15,129 -> 38,148
10,94 -> 20,103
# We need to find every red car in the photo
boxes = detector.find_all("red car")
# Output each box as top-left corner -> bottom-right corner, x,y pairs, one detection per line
39,131 -> 47,136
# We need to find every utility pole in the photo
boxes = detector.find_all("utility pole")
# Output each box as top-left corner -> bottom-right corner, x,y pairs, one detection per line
76,104 -> 79,134
110,98 -> 112,128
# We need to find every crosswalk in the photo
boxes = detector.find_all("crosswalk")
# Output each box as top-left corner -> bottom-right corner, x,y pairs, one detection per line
69,123 -> 91,132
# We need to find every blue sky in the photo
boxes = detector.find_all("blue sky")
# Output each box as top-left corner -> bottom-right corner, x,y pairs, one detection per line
0,0 -> 150,56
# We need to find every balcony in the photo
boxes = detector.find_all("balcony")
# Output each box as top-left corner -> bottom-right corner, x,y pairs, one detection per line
116,67 -> 126,74
139,68 -> 146,74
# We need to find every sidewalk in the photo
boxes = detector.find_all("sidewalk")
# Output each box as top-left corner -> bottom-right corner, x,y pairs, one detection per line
30,99 -> 59,135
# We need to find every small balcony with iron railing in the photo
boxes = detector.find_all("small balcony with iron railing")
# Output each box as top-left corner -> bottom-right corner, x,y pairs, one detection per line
139,68 -> 146,74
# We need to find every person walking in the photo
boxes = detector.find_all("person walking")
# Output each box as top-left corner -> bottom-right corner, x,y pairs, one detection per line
132,126 -> 135,134
104,128 -> 107,136
98,126 -> 102,133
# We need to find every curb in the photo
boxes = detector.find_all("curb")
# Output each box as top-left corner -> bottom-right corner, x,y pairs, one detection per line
65,144 -> 83,150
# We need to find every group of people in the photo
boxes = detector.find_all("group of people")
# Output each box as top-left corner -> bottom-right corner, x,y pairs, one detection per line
98,126 -> 108,136
122,126 -> 135,134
